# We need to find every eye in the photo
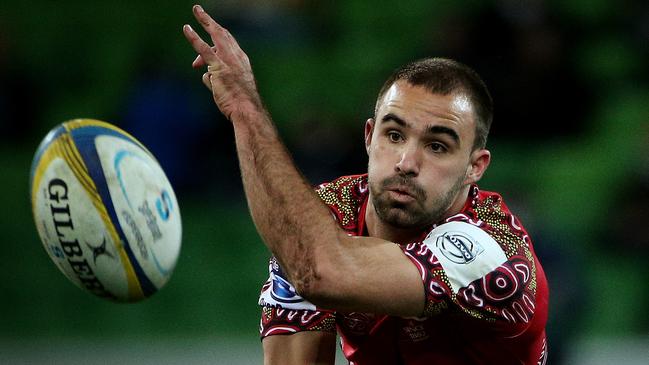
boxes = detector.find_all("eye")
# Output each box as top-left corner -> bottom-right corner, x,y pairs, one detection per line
387,131 -> 403,143
427,142 -> 447,153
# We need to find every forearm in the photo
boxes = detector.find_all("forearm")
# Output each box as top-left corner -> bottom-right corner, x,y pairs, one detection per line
231,111 -> 424,315
230,109 -> 342,295
184,7 -> 423,315
182,5 -> 344,299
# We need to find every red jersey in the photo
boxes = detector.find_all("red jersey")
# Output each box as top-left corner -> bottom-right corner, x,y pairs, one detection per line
259,174 -> 549,364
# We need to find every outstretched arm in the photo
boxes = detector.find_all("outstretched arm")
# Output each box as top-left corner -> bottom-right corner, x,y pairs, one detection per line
183,5 -> 424,316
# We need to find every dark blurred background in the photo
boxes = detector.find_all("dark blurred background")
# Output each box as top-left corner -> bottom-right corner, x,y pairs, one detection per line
1,0 -> 648,364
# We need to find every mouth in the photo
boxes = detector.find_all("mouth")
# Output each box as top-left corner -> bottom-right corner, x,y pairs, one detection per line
386,187 -> 417,202
378,176 -> 424,204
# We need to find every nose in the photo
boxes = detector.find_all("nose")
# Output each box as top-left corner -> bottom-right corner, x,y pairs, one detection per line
395,144 -> 420,176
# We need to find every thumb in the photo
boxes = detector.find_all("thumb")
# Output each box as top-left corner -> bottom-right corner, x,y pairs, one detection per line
201,72 -> 213,91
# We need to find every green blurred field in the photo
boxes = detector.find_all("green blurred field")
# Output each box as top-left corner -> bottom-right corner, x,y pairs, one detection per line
1,1 -> 649,364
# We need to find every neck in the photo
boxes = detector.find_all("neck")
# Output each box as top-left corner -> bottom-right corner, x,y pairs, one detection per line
365,184 -> 471,244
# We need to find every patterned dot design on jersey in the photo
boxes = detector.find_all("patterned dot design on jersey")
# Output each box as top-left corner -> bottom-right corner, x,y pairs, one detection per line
473,196 -> 537,295
315,175 -> 366,231
408,187 -> 538,325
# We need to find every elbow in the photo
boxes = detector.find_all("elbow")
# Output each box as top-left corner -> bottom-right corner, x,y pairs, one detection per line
290,264 -> 322,302
290,235 -> 346,308
292,276 -> 320,304
293,270 -> 341,309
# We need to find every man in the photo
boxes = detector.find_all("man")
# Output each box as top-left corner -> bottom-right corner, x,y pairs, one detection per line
183,4 -> 548,364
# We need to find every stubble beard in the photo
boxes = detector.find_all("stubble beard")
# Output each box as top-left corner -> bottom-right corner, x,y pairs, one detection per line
369,173 -> 466,230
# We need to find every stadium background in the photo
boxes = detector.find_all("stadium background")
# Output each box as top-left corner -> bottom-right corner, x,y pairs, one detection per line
1,0 -> 648,363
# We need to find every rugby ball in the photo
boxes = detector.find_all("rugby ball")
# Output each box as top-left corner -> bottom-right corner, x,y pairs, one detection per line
29,119 -> 182,302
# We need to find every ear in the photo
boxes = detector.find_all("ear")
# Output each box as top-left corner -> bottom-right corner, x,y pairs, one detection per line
364,118 -> 375,155
465,149 -> 491,184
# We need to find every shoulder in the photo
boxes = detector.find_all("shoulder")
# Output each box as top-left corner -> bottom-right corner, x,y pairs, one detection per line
315,174 -> 368,231
314,174 -> 368,201
402,187 -> 546,326
444,185 -> 534,260
419,221 -> 508,295
423,186 -> 537,294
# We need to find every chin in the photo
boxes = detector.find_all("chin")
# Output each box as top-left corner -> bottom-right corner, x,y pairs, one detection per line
382,207 -> 429,230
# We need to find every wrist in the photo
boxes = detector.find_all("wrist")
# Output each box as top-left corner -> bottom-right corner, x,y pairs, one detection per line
230,103 -> 270,127
229,106 -> 278,146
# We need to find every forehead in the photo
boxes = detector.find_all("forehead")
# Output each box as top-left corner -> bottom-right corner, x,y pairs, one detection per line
377,81 -> 475,134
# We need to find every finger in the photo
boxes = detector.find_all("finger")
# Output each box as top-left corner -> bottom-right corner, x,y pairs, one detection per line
192,5 -> 229,49
191,45 -> 219,68
192,54 -> 205,69
202,72 -> 213,91
182,24 -> 220,65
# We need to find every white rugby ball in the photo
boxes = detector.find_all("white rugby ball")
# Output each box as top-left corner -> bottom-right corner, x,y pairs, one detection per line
29,119 -> 182,302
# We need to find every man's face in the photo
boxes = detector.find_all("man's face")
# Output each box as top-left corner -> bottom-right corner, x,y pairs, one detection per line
366,81 -> 482,229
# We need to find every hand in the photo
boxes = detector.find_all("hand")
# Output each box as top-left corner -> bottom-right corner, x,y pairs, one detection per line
183,5 -> 263,121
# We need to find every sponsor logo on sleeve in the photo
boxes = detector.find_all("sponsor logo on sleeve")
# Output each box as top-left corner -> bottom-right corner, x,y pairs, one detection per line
270,273 -> 304,304
424,221 -> 508,294
258,260 -> 316,311
435,232 -> 484,264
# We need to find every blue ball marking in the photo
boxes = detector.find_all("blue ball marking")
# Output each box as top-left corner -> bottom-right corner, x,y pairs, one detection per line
70,125 -> 159,297
156,190 -> 173,221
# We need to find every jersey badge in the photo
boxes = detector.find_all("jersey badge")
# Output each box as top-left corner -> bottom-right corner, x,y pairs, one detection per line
435,231 -> 484,264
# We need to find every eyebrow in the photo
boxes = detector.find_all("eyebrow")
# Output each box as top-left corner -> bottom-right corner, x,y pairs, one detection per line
381,113 -> 460,145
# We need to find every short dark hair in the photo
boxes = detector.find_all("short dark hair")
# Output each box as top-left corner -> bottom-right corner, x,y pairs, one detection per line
375,58 -> 493,150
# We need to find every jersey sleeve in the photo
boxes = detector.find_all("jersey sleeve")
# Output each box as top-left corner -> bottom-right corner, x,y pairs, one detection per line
401,220 -> 539,336
258,257 -> 336,338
